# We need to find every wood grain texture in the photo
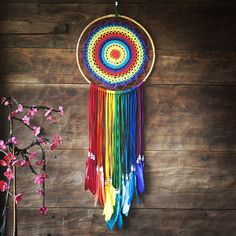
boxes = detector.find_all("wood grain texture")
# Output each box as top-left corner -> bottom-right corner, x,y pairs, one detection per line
0,4 -> 236,50
0,20 -> 67,34
13,149 -> 236,209
5,0 -> 236,4
1,1 -> 236,234
1,84 -> 236,151
6,208 -> 236,236
1,48 -> 236,85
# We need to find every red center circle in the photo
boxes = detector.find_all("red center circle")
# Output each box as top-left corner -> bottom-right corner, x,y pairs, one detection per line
110,49 -> 121,60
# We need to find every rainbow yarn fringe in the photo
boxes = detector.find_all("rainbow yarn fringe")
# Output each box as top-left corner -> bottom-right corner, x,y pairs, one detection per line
85,83 -> 145,229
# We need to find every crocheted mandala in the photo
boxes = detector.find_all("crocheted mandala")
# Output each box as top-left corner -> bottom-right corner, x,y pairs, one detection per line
77,15 -> 154,90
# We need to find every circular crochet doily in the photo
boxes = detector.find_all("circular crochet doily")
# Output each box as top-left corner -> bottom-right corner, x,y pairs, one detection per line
76,15 -> 155,90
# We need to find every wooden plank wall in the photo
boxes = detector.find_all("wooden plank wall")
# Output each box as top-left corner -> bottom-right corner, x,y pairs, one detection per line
1,0 -> 236,235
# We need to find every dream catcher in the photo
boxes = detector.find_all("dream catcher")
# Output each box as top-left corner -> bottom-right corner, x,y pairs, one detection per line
76,2 -> 155,230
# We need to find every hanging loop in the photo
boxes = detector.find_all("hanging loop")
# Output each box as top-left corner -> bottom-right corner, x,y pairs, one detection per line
115,1 -> 119,17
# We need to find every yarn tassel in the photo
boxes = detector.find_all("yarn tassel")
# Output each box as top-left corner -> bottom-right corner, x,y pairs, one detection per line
85,84 -> 97,195
121,92 -> 131,216
127,90 -> 137,207
122,174 -> 130,216
94,88 -> 106,206
86,83 -> 145,228
136,86 -> 145,194
134,167 -> 141,205
128,168 -> 135,205
136,155 -> 145,194
106,192 -> 123,230
103,92 -> 116,219
121,174 -> 125,208
84,152 -> 96,195
103,181 -> 116,221
137,165 -> 145,197
94,167 -> 105,207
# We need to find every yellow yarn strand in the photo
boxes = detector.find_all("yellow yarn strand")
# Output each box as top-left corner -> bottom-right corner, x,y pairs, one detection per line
105,92 -> 115,181
103,92 -> 116,221
109,92 -> 114,178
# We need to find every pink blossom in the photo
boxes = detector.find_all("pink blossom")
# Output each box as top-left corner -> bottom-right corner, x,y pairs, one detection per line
8,111 -> 16,120
12,160 -> 29,166
4,153 -> 15,164
0,160 -> 8,166
36,189 -> 45,196
20,160 -> 30,166
1,97 -> 9,106
8,104 -> 25,119
12,160 -> 22,166
0,180 -> 9,192
4,168 -> 14,180
35,160 -> 45,166
32,126 -> 41,136
11,136 -> 17,145
58,106 -> 64,116
47,114 -> 56,122
50,135 -> 62,150
44,108 -> 53,117
16,104 -> 23,113
38,206 -> 48,215
3,155 -> 11,166
29,151 -> 38,160
15,193 -> 23,204
36,137 -> 48,145
34,173 -> 48,185
0,152 -> 15,166
0,140 -> 6,150
22,115 -> 30,126
27,107 -> 38,116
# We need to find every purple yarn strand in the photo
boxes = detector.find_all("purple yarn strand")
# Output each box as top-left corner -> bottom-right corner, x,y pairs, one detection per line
136,85 -> 145,194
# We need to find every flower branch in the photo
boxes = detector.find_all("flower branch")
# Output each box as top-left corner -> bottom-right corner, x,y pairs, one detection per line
0,96 -> 63,235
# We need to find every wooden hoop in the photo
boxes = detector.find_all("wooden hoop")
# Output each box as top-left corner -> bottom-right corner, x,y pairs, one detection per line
76,14 -> 155,89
